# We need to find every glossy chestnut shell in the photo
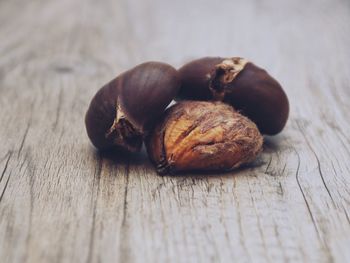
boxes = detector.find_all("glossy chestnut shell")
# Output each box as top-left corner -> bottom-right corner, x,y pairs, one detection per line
85,62 -> 180,152
177,57 -> 289,135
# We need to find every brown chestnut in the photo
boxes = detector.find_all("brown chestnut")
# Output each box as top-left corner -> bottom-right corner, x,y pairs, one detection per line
146,101 -> 263,175
177,57 -> 289,135
85,62 -> 180,152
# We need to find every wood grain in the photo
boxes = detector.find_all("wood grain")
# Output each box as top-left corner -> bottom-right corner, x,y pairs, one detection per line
0,0 -> 349,262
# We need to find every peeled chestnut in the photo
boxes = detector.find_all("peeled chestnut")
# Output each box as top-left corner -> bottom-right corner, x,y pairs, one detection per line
177,57 -> 289,135
85,62 -> 180,152
146,101 -> 263,175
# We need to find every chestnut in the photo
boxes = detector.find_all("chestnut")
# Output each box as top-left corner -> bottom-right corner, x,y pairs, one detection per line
146,101 -> 263,175
85,62 -> 180,152
177,57 -> 289,135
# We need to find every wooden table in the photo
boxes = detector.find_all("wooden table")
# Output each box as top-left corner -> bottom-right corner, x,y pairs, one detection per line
1,0 -> 349,262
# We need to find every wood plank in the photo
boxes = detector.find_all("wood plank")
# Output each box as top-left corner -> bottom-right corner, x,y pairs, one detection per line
0,0 -> 349,262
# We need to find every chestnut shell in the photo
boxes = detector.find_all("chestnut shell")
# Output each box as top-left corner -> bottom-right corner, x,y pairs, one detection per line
85,62 -> 180,152
177,57 -> 289,135
146,101 -> 263,175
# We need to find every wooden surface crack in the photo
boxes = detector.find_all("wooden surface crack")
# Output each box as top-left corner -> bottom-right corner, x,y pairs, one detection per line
0,151 -> 12,184
296,120 -> 337,207
293,146 -> 334,263
87,156 -> 102,263
0,152 -> 13,205
294,148 -> 320,237
119,162 -> 131,263
0,171 -> 12,204
17,123 -> 31,158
